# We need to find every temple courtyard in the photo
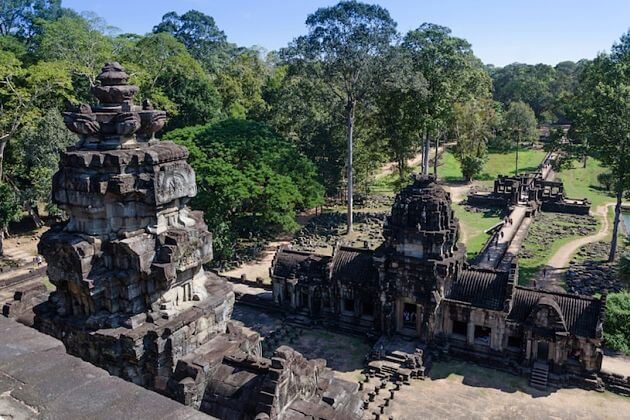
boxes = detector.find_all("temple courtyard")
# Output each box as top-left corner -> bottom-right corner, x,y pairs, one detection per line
390,362 -> 629,419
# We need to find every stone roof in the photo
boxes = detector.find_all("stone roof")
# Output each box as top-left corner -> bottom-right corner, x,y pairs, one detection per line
331,246 -> 377,285
271,248 -> 329,279
447,268 -> 509,310
508,287 -> 603,338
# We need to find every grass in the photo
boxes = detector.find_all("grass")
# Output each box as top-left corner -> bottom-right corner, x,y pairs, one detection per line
41,276 -> 55,291
517,213 -> 600,285
554,158 -> 615,208
438,149 -> 547,183
451,202 -> 503,260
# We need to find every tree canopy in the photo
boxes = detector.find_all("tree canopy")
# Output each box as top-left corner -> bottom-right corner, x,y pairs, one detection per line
164,119 -> 324,259
572,32 -> 629,260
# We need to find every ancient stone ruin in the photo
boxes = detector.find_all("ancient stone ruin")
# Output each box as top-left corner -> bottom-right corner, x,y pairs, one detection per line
34,62 -> 362,419
466,159 -> 591,215
272,174 -> 606,390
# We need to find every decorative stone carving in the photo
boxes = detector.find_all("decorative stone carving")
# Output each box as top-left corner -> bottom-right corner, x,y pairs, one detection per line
62,62 -> 166,150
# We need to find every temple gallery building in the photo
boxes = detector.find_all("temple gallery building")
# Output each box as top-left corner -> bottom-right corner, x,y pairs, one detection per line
271,175 -> 605,383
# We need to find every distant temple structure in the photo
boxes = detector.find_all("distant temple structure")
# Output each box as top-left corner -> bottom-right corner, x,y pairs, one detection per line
35,62 -> 363,419
271,174 -> 604,389
467,166 -> 591,215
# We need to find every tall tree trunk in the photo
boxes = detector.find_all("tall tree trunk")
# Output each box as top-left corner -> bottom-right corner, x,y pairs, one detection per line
422,130 -> 429,176
0,229 -> 4,257
515,133 -> 520,176
25,201 -> 44,228
582,153 -> 588,168
397,155 -> 405,183
0,136 -> 7,182
433,135 -> 440,178
608,170 -> 625,262
346,102 -> 354,234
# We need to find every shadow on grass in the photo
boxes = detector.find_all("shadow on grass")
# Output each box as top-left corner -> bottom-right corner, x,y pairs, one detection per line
429,360 -> 554,398
518,265 -> 541,286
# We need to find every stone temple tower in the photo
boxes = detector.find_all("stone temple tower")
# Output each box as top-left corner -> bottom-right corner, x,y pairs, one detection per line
36,62 -> 236,386
34,63 -> 364,419
374,174 -> 465,340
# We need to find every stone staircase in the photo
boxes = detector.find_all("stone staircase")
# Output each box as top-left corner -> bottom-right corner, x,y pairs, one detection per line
530,362 -> 549,390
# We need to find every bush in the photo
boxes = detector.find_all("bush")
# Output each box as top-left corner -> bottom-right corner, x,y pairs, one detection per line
597,172 -> 614,191
604,292 -> 630,354
458,155 -> 487,182
620,248 -> 630,286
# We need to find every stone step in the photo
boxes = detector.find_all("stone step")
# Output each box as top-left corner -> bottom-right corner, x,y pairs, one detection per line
530,363 -> 549,390
384,354 -> 406,364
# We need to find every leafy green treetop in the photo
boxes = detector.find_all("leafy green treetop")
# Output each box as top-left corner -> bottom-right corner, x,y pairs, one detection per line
282,0 -> 397,233
573,32 -> 629,261
502,101 -> 538,175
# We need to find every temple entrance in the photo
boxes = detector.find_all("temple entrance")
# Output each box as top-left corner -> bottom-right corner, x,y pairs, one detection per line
399,302 -> 419,336
537,341 -> 549,361
403,303 -> 417,328
312,295 -> 321,316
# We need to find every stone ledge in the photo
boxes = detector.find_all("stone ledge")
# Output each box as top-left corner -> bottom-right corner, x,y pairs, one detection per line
0,316 -> 213,419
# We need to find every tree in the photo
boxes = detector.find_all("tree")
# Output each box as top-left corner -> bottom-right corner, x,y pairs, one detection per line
164,119 -> 324,260
19,108 -> 77,218
282,0 -> 397,233
215,48 -> 271,119
604,292 -> 630,354
491,63 -> 556,121
573,32 -> 629,261
402,23 -> 491,177
0,51 -> 74,181
263,65 -> 347,196
373,46 -> 426,185
37,14 -> 114,91
117,32 -> 222,129
451,98 -> 499,181
502,101 -> 537,175
0,181 -> 21,256
153,10 -> 232,73
0,0 -> 63,40
620,243 -> 630,286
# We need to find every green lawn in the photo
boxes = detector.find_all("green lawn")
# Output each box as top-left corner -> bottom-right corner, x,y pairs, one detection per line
554,158 -> 615,208
439,149 -> 547,183
452,202 -> 503,260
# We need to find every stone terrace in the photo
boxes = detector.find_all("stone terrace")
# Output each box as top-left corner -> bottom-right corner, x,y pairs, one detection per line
0,316 -> 211,420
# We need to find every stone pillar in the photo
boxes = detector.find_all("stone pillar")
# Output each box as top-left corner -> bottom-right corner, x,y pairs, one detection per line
466,320 -> 475,346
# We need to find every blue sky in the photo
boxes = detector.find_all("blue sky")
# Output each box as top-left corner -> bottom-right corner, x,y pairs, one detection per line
63,0 -> 629,66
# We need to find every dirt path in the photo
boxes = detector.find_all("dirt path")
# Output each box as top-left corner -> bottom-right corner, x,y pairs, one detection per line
444,183 -> 477,245
220,210 -> 318,282
537,202 -> 615,290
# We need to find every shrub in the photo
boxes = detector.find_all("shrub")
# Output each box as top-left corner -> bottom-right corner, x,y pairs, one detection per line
597,172 -> 614,191
604,292 -> 630,354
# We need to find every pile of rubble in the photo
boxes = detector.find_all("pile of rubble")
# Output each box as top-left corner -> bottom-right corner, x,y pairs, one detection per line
520,213 -> 597,259
566,241 -> 626,295
359,337 -> 430,419
291,212 -> 386,252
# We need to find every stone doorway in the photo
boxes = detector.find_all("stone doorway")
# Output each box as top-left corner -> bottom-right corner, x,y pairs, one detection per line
397,301 -> 421,336
537,341 -> 549,361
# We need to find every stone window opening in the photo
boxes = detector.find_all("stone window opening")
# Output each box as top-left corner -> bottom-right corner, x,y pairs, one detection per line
474,325 -> 491,345
343,298 -> 355,313
362,300 -> 374,317
451,320 -> 467,337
